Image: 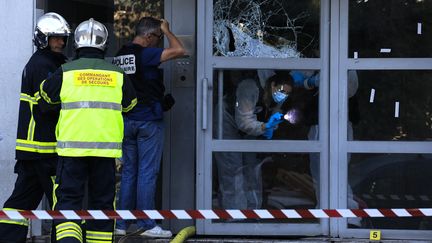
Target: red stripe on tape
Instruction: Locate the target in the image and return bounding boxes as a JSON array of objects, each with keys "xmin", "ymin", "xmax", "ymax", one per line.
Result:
[
  {"xmin": 241, "ymin": 210, "xmax": 259, "ymax": 219},
  {"xmin": 20, "ymin": 211, "xmax": 36, "ymax": 220},
  {"xmin": 0, "ymin": 211, "xmax": 8, "ymax": 219},
  {"xmin": 351, "ymin": 209, "xmax": 369, "ymax": 218},
  {"xmin": 75, "ymin": 210, "xmax": 94, "ymax": 219},
  {"xmin": 378, "ymin": 209, "xmax": 397, "ymax": 217},
  {"xmin": 131, "ymin": 210, "xmax": 149, "ymax": 219},
  {"xmin": 103, "ymin": 210, "xmax": 121, "ymax": 219},
  {"xmin": 324, "ymin": 209, "xmax": 342, "ymax": 218},
  {"xmin": 159, "ymin": 210, "xmax": 177, "ymax": 219},
  {"xmin": 47, "ymin": 210, "xmax": 64, "ymax": 219},
  {"xmin": 213, "ymin": 210, "xmax": 232, "ymax": 219},
  {"xmin": 268, "ymin": 209, "xmax": 288, "ymax": 219},
  {"xmin": 296, "ymin": 210, "xmax": 315, "ymax": 219},
  {"xmin": 187, "ymin": 210, "xmax": 205, "ymax": 219},
  {"xmin": 407, "ymin": 208, "xmax": 425, "ymax": 217}
]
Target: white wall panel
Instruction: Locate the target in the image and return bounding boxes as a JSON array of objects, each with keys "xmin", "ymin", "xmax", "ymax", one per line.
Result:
[{"xmin": 0, "ymin": 0, "xmax": 34, "ymax": 205}]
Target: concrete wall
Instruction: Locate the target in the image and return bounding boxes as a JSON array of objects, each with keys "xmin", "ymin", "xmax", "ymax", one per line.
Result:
[{"xmin": 0, "ymin": 0, "xmax": 34, "ymax": 205}]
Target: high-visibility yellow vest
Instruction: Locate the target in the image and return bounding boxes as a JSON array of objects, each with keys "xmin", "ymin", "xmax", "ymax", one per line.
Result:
[{"xmin": 56, "ymin": 58, "xmax": 125, "ymax": 158}]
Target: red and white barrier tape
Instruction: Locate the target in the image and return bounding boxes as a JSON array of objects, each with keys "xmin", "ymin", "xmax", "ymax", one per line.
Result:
[{"xmin": 0, "ymin": 209, "xmax": 432, "ymax": 220}]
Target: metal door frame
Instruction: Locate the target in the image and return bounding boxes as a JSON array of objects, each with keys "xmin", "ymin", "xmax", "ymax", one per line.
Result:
[
  {"xmin": 196, "ymin": 0, "xmax": 331, "ymax": 235},
  {"xmin": 334, "ymin": 0, "xmax": 432, "ymax": 239}
]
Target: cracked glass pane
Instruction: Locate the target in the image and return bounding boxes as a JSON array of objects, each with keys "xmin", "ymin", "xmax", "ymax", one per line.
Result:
[{"xmin": 213, "ymin": 0, "xmax": 320, "ymax": 58}]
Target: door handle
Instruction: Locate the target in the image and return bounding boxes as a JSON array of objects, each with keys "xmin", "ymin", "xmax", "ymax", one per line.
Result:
[{"xmin": 202, "ymin": 78, "xmax": 212, "ymax": 130}]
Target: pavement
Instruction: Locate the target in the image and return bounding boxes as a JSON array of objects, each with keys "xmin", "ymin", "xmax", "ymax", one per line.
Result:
[{"xmin": 28, "ymin": 236, "xmax": 432, "ymax": 243}]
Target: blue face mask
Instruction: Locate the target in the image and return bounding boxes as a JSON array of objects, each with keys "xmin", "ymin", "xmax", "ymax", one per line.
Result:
[{"xmin": 272, "ymin": 91, "xmax": 288, "ymax": 104}]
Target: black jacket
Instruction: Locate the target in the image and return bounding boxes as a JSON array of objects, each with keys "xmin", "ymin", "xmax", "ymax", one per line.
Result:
[{"xmin": 16, "ymin": 49, "xmax": 67, "ymax": 160}]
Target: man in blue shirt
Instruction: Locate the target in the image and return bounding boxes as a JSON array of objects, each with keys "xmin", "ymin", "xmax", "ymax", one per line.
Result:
[{"xmin": 113, "ymin": 17, "xmax": 185, "ymax": 238}]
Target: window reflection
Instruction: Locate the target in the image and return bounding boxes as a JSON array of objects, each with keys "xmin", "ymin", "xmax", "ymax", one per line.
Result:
[
  {"xmin": 349, "ymin": 153, "xmax": 432, "ymax": 229},
  {"xmin": 351, "ymin": 70, "xmax": 432, "ymax": 141},
  {"xmin": 349, "ymin": 0, "xmax": 432, "ymax": 58},
  {"xmin": 213, "ymin": 152, "xmax": 318, "ymax": 223},
  {"xmin": 113, "ymin": 0, "xmax": 163, "ymax": 47},
  {"xmin": 213, "ymin": 0, "xmax": 320, "ymax": 58},
  {"xmin": 46, "ymin": 0, "xmax": 163, "ymax": 58}
]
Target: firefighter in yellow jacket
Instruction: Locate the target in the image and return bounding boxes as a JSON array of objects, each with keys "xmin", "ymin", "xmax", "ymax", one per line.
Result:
[{"xmin": 39, "ymin": 18, "xmax": 137, "ymax": 243}]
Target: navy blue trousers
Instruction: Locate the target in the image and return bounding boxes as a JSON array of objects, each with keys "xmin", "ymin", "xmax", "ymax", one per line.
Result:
[
  {"xmin": 53, "ymin": 156, "xmax": 115, "ymax": 243},
  {"xmin": 0, "ymin": 158, "xmax": 57, "ymax": 243}
]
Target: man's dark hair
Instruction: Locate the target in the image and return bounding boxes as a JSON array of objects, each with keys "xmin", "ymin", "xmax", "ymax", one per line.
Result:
[{"xmin": 135, "ymin": 17, "xmax": 162, "ymax": 36}]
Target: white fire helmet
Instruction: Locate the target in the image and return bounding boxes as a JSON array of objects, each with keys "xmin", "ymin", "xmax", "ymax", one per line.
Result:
[
  {"xmin": 74, "ymin": 18, "xmax": 108, "ymax": 51},
  {"xmin": 33, "ymin": 12, "xmax": 71, "ymax": 49}
]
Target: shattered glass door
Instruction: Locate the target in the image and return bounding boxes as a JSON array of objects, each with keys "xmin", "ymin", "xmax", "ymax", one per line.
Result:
[
  {"xmin": 213, "ymin": 0, "xmax": 320, "ymax": 58},
  {"xmin": 203, "ymin": 0, "xmax": 327, "ymax": 233}
]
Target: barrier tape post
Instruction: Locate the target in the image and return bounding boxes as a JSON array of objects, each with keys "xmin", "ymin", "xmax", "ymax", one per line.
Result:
[{"xmin": 0, "ymin": 208, "xmax": 431, "ymax": 220}]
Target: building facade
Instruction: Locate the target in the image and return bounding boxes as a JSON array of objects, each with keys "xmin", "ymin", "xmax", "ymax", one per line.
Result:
[{"xmin": 0, "ymin": 0, "xmax": 432, "ymax": 240}]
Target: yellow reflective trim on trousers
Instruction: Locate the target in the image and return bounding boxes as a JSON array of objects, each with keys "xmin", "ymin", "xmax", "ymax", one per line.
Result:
[
  {"xmin": 56, "ymin": 231, "xmax": 82, "ymax": 242},
  {"xmin": 16, "ymin": 139, "xmax": 56, "ymax": 153},
  {"xmin": 113, "ymin": 187, "xmax": 117, "ymax": 232},
  {"xmin": 0, "ymin": 208, "xmax": 30, "ymax": 226},
  {"xmin": 51, "ymin": 176, "xmax": 57, "ymax": 209},
  {"xmin": 86, "ymin": 230, "xmax": 113, "ymax": 241},
  {"xmin": 87, "ymin": 240, "xmax": 112, "ymax": 243},
  {"xmin": 56, "ymin": 221, "xmax": 82, "ymax": 233},
  {"xmin": 56, "ymin": 222, "xmax": 82, "ymax": 242},
  {"xmin": 122, "ymin": 98, "xmax": 137, "ymax": 112}
]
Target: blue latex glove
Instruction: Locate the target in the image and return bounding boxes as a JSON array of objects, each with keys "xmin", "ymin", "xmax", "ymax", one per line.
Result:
[
  {"xmin": 263, "ymin": 128, "xmax": 274, "ymax": 140},
  {"xmin": 306, "ymin": 73, "xmax": 320, "ymax": 88},
  {"xmin": 265, "ymin": 112, "xmax": 283, "ymax": 129},
  {"xmin": 290, "ymin": 71, "xmax": 307, "ymax": 87}
]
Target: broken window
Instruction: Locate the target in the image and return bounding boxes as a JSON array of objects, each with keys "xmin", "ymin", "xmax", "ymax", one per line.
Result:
[{"xmin": 213, "ymin": 0, "xmax": 320, "ymax": 58}]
